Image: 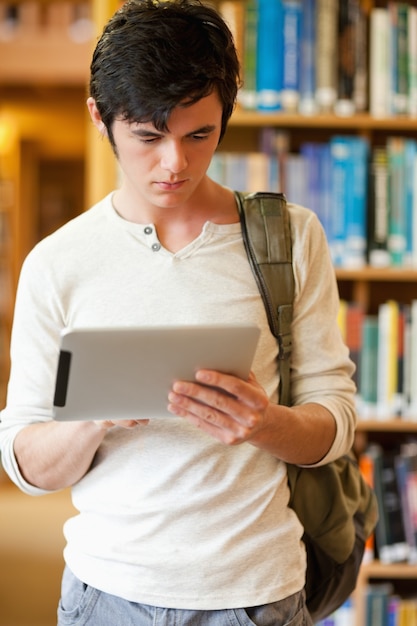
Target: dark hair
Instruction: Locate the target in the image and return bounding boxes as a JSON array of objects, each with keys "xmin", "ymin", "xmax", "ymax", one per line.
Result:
[{"xmin": 89, "ymin": 0, "xmax": 241, "ymax": 147}]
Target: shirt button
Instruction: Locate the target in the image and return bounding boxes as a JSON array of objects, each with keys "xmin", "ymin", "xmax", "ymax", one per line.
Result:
[
  {"xmin": 144, "ymin": 226, "xmax": 153, "ymax": 235},
  {"xmin": 152, "ymin": 243, "xmax": 161, "ymax": 252}
]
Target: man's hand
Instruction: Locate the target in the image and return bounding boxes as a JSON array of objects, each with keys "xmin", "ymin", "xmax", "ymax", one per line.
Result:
[{"xmin": 167, "ymin": 370, "xmax": 270, "ymax": 445}]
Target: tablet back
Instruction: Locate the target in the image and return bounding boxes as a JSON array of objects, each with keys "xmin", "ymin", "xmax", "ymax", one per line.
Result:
[{"xmin": 53, "ymin": 325, "xmax": 260, "ymax": 421}]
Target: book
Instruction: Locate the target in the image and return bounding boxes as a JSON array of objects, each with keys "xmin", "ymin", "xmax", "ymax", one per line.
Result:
[
  {"xmin": 352, "ymin": 0, "xmax": 367, "ymax": 113},
  {"xmin": 359, "ymin": 450, "xmax": 376, "ymax": 562},
  {"xmin": 359, "ymin": 315, "xmax": 379, "ymax": 418},
  {"xmin": 404, "ymin": 139, "xmax": 417, "ymax": 267},
  {"xmin": 344, "ymin": 136, "xmax": 368, "ymax": 268},
  {"xmin": 298, "ymin": 0, "xmax": 317, "ymax": 115},
  {"xmin": 390, "ymin": 2, "xmax": 409, "ymax": 115},
  {"xmin": 370, "ymin": 445, "xmax": 409, "ymax": 563},
  {"xmin": 300, "ymin": 142, "xmax": 321, "ymax": 222},
  {"xmin": 409, "ymin": 300, "xmax": 417, "ymax": 416},
  {"xmin": 335, "ymin": 0, "xmax": 359, "ymax": 116},
  {"xmin": 369, "ymin": 8, "xmax": 390, "ymax": 117},
  {"xmin": 218, "ymin": 1, "xmax": 245, "ymax": 69},
  {"xmin": 238, "ymin": 0, "xmax": 258, "ymax": 110},
  {"xmin": 299, "ymin": 142, "xmax": 332, "ymax": 242},
  {"xmin": 387, "ymin": 136, "xmax": 407, "ymax": 267},
  {"xmin": 259, "ymin": 128, "xmax": 289, "ymax": 193},
  {"xmin": 377, "ymin": 300, "xmax": 400, "ymax": 419},
  {"xmin": 285, "ymin": 153, "xmax": 307, "ymax": 206},
  {"xmin": 281, "ymin": 0, "xmax": 302, "ymax": 112},
  {"xmin": 345, "ymin": 302, "xmax": 364, "ymax": 390},
  {"xmin": 367, "ymin": 146, "xmax": 390, "ymax": 268},
  {"xmin": 315, "ymin": 0, "xmax": 338, "ymax": 112},
  {"xmin": 329, "ymin": 135, "xmax": 368, "ymax": 267},
  {"xmin": 395, "ymin": 444, "xmax": 417, "ymax": 564},
  {"xmin": 408, "ymin": 5, "xmax": 417, "ymax": 117},
  {"xmin": 365, "ymin": 583, "xmax": 394, "ymax": 626},
  {"xmin": 256, "ymin": 0, "xmax": 283, "ymax": 111}
]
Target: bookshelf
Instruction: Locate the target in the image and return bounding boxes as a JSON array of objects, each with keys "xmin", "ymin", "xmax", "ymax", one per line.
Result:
[{"xmin": 215, "ymin": 2, "xmax": 417, "ymax": 624}]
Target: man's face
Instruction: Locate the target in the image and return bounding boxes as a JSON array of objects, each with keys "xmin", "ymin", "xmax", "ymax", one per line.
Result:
[{"xmin": 96, "ymin": 91, "xmax": 224, "ymax": 212}]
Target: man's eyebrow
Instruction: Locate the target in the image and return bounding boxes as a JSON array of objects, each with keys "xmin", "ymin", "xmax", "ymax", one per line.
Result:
[
  {"xmin": 131, "ymin": 128, "xmax": 162, "ymax": 137},
  {"xmin": 131, "ymin": 124, "xmax": 218, "ymax": 137},
  {"xmin": 189, "ymin": 124, "xmax": 217, "ymax": 135}
]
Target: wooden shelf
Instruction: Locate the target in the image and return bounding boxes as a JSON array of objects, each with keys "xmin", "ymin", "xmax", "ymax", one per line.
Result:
[
  {"xmin": 361, "ymin": 561, "xmax": 417, "ymax": 579},
  {"xmin": 356, "ymin": 420, "xmax": 417, "ymax": 432},
  {"xmin": 230, "ymin": 109, "xmax": 417, "ymax": 131},
  {"xmin": 335, "ymin": 267, "xmax": 417, "ymax": 282}
]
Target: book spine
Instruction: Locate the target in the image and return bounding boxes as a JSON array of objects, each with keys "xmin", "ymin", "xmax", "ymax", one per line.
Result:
[
  {"xmin": 392, "ymin": 2, "xmax": 409, "ymax": 115},
  {"xmin": 353, "ymin": 1, "xmax": 368, "ymax": 113},
  {"xmin": 329, "ymin": 136, "xmax": 349, "ymax": 266},
  {"xmin": 377, "ymin": 300, "xmax": 399, "ymax": 419},
  {"xmin": 369, "ymin": 8, "xmax": 390, "ymax": 117},
  {"xmin": 408, "ymin": 6, "xmax": 417, "ymax": 117},
  {"xmin": 359, "ymin": 450, "xmax": 376, "ymax": 562},
  {"xmin": 335, "ymin": 0, "xmax": 358, "ymax": 116},
  {"xmin": 285, "ymin": 153, "xmax": 307, "ymax": 206},
  {"xmin": 238, "ymin": 0, "xmax": 258, "ymax": 110},
  {"xmin": 281, "ymin": 0, "xmax": 302, "ymax": 112},
  {"xmin": 344, "ymin": 136, "xmax": 369, "ymax": 268},
  {"xmin": 317, "ymin": 142, "xmax": 333, "ymax": 243},
  {"xmin": 409, "ymin": 300, "xmax": 417, "ymax": 416},
  {"xmin": 359, "ymin": 315, "xmax": 379, "ymax": 417},
  {"xmin": 367, "ymin": 146, "xmax": 390, "ymax": 267},
  {"xmin": 315, "ymin": 0, "xmax": 338, "ymax": 111},
  {"xmin": 218, "ymin": 1, "xmax": 245, "ymax": 70},
  {"xmin": 299, "ymin": 0, "xmax": 317, "ymax": 115},
  {"xmin": 341, "ymin": 302, "xmax": 364, "ymax": 391},
  {"xmin": 404, "ymin": 139, "xmax": 417, "ymax": 266},
  {"xmin": 373, "ymin": 447, "xmax": 409, "ymax": 562},
  {"xmin": 387, "ymin": 136, "xmax": 407, "ymax": 266},
  {"xmin": 256, "ymin": 0, "xmax": 283, "ymax": 111}
]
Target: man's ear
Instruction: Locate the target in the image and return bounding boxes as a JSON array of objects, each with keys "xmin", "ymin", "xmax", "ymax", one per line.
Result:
[{"xmin": 87, "ymin": 97, "xmax": 108, "ymax": 136}]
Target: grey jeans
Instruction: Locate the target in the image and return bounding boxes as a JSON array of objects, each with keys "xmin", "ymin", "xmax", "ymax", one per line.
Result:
[{"xmin": 57, "ymin": 566, "xmax": 313, "ymax": 626}]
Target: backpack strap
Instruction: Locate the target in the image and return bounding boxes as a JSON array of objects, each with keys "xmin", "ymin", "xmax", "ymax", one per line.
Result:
[{"xmin": 235, "ymin": 191, "xmax": 294, "ymax": 407}]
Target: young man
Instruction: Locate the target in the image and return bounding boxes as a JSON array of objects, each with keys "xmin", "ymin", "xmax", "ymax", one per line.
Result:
[{"xmin": 0, "ymin": 1, "xmax": 356, "ymax": 624}]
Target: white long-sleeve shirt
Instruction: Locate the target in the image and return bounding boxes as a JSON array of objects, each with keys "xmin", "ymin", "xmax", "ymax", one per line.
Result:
[{"xmin": 0, "ymin": 193, "xmax": 356, "ymax": 609}]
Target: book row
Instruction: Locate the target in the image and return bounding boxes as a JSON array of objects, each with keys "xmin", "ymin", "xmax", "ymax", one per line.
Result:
[
  {"xmin": 339, "ymin": 300, "xmax": 417, "ymax": 421},
  {"xmin": 360, "ymin": 442, "xmax": 417, "ymax": 566},
  {"xmin": 209, "ymin": 132, "xmax": 417, "ymax": 268},
  {"xmin": 219, "ymin": 0, "xmax": 417, "ymax": 117},
  {"xmin": 365, "ymin": 583, "xmax": 417, "ymax": 626}
]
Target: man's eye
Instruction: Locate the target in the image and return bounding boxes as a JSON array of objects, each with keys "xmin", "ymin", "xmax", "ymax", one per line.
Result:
[
  {"xmin": 192, "ymin": 134, "xmax": 209, "ymax": 141},
  {"xmin": 141, "ymin": 136, "xmax": 160, "ymax": 143}
]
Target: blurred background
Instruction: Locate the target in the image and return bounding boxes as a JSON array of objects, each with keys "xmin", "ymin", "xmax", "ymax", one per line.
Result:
[{"xmin": 0, "ymin": 2, "xmax": 117, "ymax": 624}]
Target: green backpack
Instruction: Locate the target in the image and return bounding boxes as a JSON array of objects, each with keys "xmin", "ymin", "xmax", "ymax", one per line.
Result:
[{"xmin": 235, "ymin": 191, "xmax": 379, "ymax": 623}]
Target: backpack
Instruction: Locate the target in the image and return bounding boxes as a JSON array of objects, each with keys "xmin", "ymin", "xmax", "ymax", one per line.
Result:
[{"xmin": 235, "ymin": 191, "xmax": 379, "ymax": 623}]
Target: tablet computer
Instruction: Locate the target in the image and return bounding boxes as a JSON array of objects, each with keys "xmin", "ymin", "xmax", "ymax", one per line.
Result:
[{"xmin": 53, "ymin": 324, "xmax": 260, "ymax": 421}]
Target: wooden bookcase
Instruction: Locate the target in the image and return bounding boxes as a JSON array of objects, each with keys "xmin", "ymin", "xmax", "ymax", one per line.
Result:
[{"xmin": 223, "ymin": 110, "xmax": 417, "ymax": 626}]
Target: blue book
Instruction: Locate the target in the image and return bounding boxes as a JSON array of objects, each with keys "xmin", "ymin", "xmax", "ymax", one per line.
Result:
[
  {"xmin": 299, "ymin": 0, "xmax": 317, "ymax": 115},
  {"xmin": 256, "ymin": 0, "xmax": 283, "ymax": 111},
  {"xmin": 404, "ymin": 139, "xmax": 417, "ymax": 266},
  {"xmin": 329, "ymin": 135, "xmax": 368, "ymax": 267},
  {"xmin": 300, "ymin": 142, "xmax": 321, "ymax": 218},
  {"xmin": 317, "ymin": 143, "xmax": 333, "ymax": 243},
  {"xmin": 346, "ymin": 136, "xmax": 369, "ymax": 268},
  {"xmin": 281, "ymin": 0, "xmax": 302, "ymax": 112}
]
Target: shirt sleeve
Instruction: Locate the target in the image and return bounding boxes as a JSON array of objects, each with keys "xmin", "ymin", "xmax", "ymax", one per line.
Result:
[
  {"xmin": 0, "ymin": 244, "xmax": 64, "ymax": 494},
  {"xmin": 288, "ymin": 203, "xmax": 357, "ymax": 466}
]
